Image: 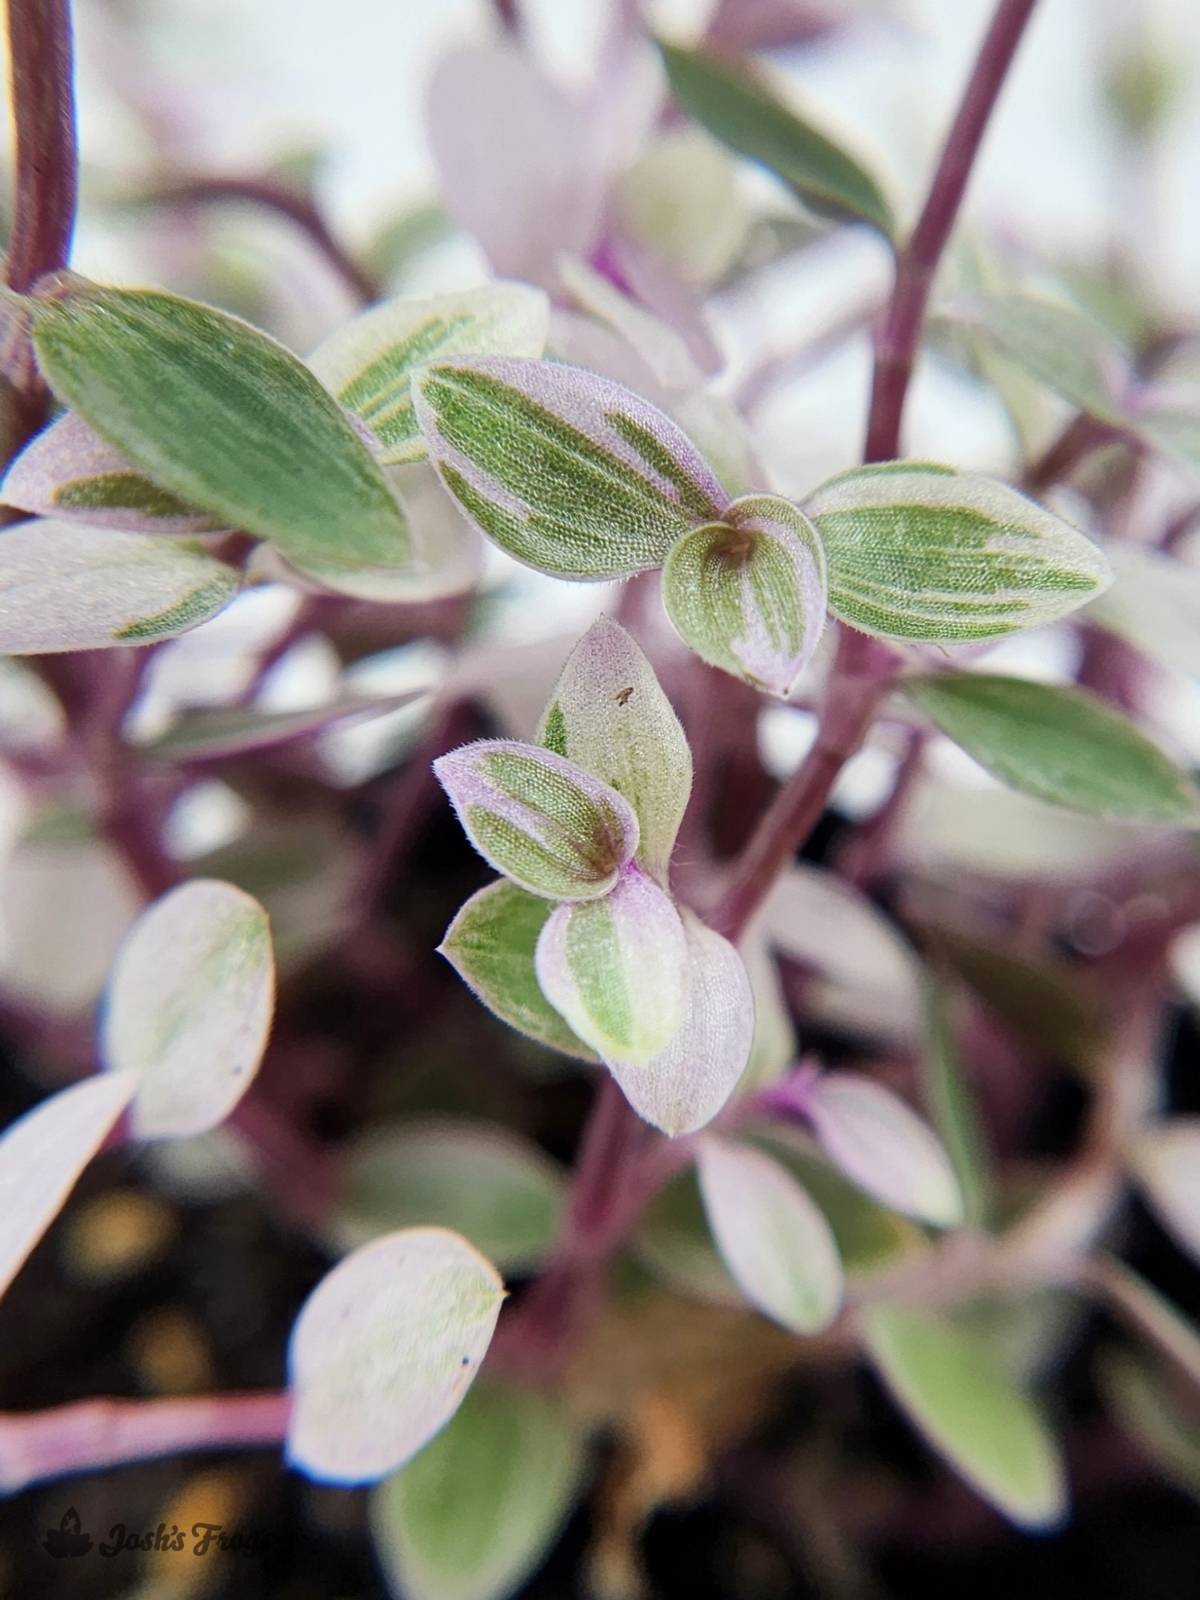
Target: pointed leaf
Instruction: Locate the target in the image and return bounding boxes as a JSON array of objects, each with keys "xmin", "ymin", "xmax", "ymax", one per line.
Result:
[
  {"xmin": 142, "ymin": 691, "xmax": 426, "ymax": 765},
  {"xmin": 371, "ymin": 1381, "xmax": 585, "ymax": 1600},
  {"xmin": 696, "ymin": 1136, "xmax": 843, "ymax": 1333},
  {"xmin": 535, "ymin": 863, "xmax": 688, "ymax": 1067},
  {"xmin": 662, "ymin": 493, "xmax": 827, "ymax": 696},
  {"xmin": 102, "ymin": 880, "xmax": 274, "ymax": 1140},
  {"xmin": 1130, "ymin": 1119, "xmax": 1200, "ymax": 1264},
  {"xmin": 440, "ymin": 881, "xmax": 597, "ymax": 1061},
  {"xmin": 804, "ymin": 463, "xmax": 1111, "ymax": 643},
  {"xmin": 803, "ymin": 1071, "xmax": 964, "ymax": 1229},
  {"xmin": 0, "ymin": 520, "xmax": 238, "ymax": 651},
  {"xmin": 537, "ymin": 619, "xmax": 691, "ymax": 888},
  {"xmin": 2, "ymin": 410, "xmax": 220, "ymax": 533},
  {"xmin": 658, "ymin": 40, "xmax": 892, "ymax": 236},
  {"xmin": 612, "ymin": 910, "xmax": 753, "ymax": 1137},
  {"xmin": 921, "ymin": 984, "xmax": 992, "ymax": 1229},
  {"xmin": 330, "ymin": 1119, "xmax": 564, "ymax": 1273},
  {"xmin": 862, "ymin": 1305, "xmax": 1068, "ymax": 1529},
  {"xmin": 435, "ymin": 739, "xmax": 639, "ymax": 901},
  {"xmin": 287, "ymin": 1227, "xmax": 505, "ymax": 1484},
  {"xmin": 29, "ymin": 280, "xmax": 414, "ymax": 570},
  {"xmin": 413, "ymin": 355, "xmax": 727, "ymax": 579},
  {"xmin": 309, "ymin": 283, "xmax": 550, "ymax": 465},
  {"xmin": 0, "ymin": 1072, "xmax": 137, "ymax": 1301},
  {"xmin": 903, "ymin": 673, "xmax": 1197, "ymax": 823}
]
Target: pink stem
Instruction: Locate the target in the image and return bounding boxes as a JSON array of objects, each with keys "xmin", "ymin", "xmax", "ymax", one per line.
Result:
[{"xmin": 0, "ymin": 1391, "xmax": 291, "ymax": 1494}]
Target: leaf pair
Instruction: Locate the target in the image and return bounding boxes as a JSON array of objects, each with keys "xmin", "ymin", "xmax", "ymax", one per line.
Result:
[{"xmin": 438, "ymin": 620, "xmax": 754, "ymax": 1136}]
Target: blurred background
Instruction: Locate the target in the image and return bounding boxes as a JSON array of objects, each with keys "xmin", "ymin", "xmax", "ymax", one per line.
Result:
[{"xmin": 0, "ymin": 1, "xmax": 1199, "ymax": 1596}]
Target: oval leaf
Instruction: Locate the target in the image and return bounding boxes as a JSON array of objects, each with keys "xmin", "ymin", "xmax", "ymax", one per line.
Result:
[
  {"xmin": 0, "ymin": 520, "xmax": 238, "ymax": 651},
  {"xmin": 287, "ymin": 1227, "xmax": 505, "ymax": 1484},
  {"xmin": 413, "ymin": 355, "xmax": 728, "ymax": 579},
  {"xmin": 862, "ymin": 1305, "xmax": 1068, "ymax": 1529},
  {"xmin": 535, "ymin": 863, "xmax": 688, "ymax": 1067},
  {"xmin": 1130, "ymin": 1119, "xmax": 1200, "ymax": 1264},
  {"xmin": 371, "ymin": 1380, "xmax": 585, "ymax": 1600},
  {"xmin": 439, "ymin": 881, "xmax": 597, "ymax": 1061},
  {"xmin": 803, "ymin": 1071, "xmax": 964, "ymax": 1229},
  {"xmin": 0, "ymin": 1072, "xmax": 137, "ymax": 1301},
  {"xmin": 434, "ymin": 739, "xmax": 640, "ymax": 901},
  {"xmin": 804, "ymin": 463, "xmax": 1111, "ymax": 643},
  {"xmin": 102, "ymin": 879, "xmax": 275, "ymax": 1140},
  {"xmin": 696, "ymin": 1135, "xmax": 843, "ymax": 1333},
  {"xmin": 662, "ymin": 493, "xmax": 827, "ymax": 696},
  {"xmin": 29, "ymin": 281, "xmax": 413, "ymax": 571},
  {"xmin": 611, "ymin": 910, "xmax": 754, "ymax": 1137},
  {"xmin": 309, "ymin": 282, "xmax": 550, "ymax": 465},
  {"xmin": 903, "ymin": 673, "xmax": 1197, "ymax": 823},
  {"xmin": 330, "ymin": 1119, "xmax": 564, "ymax": 1272},
  {"xmin": 3, "ymin": 409, "xmax": 221, "ymax": 533},
  {"xmin": 537, "ymin": 618, "xmax": 692, "ymax": 888}
]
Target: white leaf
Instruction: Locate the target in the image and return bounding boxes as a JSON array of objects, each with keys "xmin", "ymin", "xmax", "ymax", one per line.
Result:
[
  {"xmin": 287, "ymin": 1227, "xmax": 505, "ymax": 1484},
  {"xmin": 696, "ymin": 1135, "xmax": 843, "ymax": 1333},
  {"xmin": 102, "ymin": 880, "xmax": 274, "ymax": 1140},
  {"xmin": 0, "ymin": 1072, "xmax": 137, "ymax": 1301}
]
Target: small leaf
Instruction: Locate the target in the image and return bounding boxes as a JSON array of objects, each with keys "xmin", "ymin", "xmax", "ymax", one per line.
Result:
[
  {"xmin": 536, "ymin": 618, "xmax": 692, "ymax": 888},
  {"xmin": 657, "ymin": 40, "xmax": 892, "ymax": 236},
  {"xmin": 1130, "ymin": 1119, "xmax": 1200, "ymax": 1264},
  {"xmin": 102, "ymin": 880, "xmax": 274, "ymax": 1140},
  {"xmin": 662, "ymin": 493, "xmax": 827, "ymax": 696},
  {"xmin": 330, "ymin": 1119, "xmax": 564, "ymax": 1272},
  {"xmin": 862, "ymin": 1305, "xmax": 1068, "ymax": 1529},
  {"xmin": 29, "ymin": 280, "xmax": 414, "ymax": 571},
  {"xmin": 903, "ymin": 673, "xmax": 1197, "ymax": 823},
  {"xmin": 287, "ymin": 1227, "xmax": 505, "ymax": 1484},
  {"xmin": 2, "ymin": 410, "xmax": 220, "ymax": 533},
  {"xmin": 413, "ymin": 355, "xmax": 727, "ymax": 579},
  {"xmin": 142, "ymin": 691, "xmax": 427, "ymax": 765},
  {"xmin": 308, "ymin": 282, "xmax": 550, "ymax": 465},
  {"xmin": 0, "ymin": 1072, "xmax": 137, "ymax": 1301},
  {"xmin": 0, "ymin": 520, "xmax": 238, "ymax": 651},
  {"xmin": 440, "ymin": 881, "xmax": 597, "ymax": 1061},
  {"xmin": 921, "ymin": 984, "xmax": 992, "ymax": 1229},
  {"xmin": 371, "ymin": 1381, "xmax": 585, "ymax": 1600},
  {"xmin": 804, "ymin": 463, "xmax": 1111, "ymax": 644},
  {"xmin": 614, "ymin": 909, "xmax": 753, "ymax": 1137},
  {"xmin": 946, "ymin": 292, "xmax": 1128, "ymax": 424},
  {"xmin": 434, "ymin": 739, "xmax": 640, "ymax": 901},
  {"xmin": 535, "ymin": 863, "xmax": 688, "ymax": 1068},
  {"xmin": 803, "ymin": 1071, "xmax": 964, "ymax": 1229},
  {"xmin": 695, "ymin": 1135, "xmax": 843, "ymax": 1333}
]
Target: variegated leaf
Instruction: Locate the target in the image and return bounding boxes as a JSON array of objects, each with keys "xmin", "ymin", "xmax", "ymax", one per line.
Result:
[
  {"xmin": 662, "ymin": 493, "xmax": 827, "ymax": 696},
  {"xmin": 0, "ymin": 520, "xmax": 239, "ymax": 652},
  {"xmin": 309, "ymin": 283, "xmax": 550, "ymax": 465},
  {"xmin": 413, "ymin": 356, "xmax": 728, "ymax": 579},
  {"xmin": 537, "ymin": 618, "xmax": 691, "ymax": 888},
  {"xmin": 804, "ymin": 462, "xmax": 1111, "ymax": 643},
  {"xmin": 434, "ymin": 739, "xmax": 639, "ymax": 901},
  {"xmin": 3, "ymin": 410, "xmax": 220, "ymax": 534},
  {"xmin": 535, "ymin": 863, "xmax": 688, "ymax": 1066}
]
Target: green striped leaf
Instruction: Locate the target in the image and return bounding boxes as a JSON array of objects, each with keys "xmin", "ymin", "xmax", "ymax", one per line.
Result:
[
  {"xmin": 903, "ymin": 672, "xmax": 1197, "ymax": 823},
  {"xmin": 413, "ymin": 355, "xmax": 728, "ymax": 579},
  {"xmin": 439, "ymin": 880, "xmax": 597, "ymax": 1062},
  {"xmin": 658, "ymin": 40, "xmax": 893, "ymax": 236},
  {"xmin": 309, "ymin": 282, "xmax": 549, "ymax": 465},
  {"xmin": 2, "ymin": 410, "xmax": 220, "ymax": 534},
  {"xmin": 662, "ymin": 493, "xmax": 826, "ymax": 696},
  {"xmin": 0, "ymin": 520, "xmax": 238, "ymax": 651},
  {"xmin": 804, "ymin": 462, "xmax": 1111, "ymax": 643},
  {"xmin": 536, "ymin": 619, "xmax": 691, "ymax": 888},
  {"xmin": 28, "ymin": 280, "xmax": 414, "ymax": 571}
]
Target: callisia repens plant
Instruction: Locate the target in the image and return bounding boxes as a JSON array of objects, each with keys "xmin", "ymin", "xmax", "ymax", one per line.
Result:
[{"xmin": 0, "ymin": 0, "xmax": 1198, "ymax": 1595}]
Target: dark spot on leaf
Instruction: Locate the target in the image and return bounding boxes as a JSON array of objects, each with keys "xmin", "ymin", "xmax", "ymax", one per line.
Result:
[{"xmin": 615, "ymin": 686, "xmax": 634, "ymax": 706}]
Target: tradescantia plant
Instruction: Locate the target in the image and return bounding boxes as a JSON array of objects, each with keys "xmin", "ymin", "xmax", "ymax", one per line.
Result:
[{"xmin": 0, "ymin": 0, "xmax": 1199, "ymax": 1596}]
